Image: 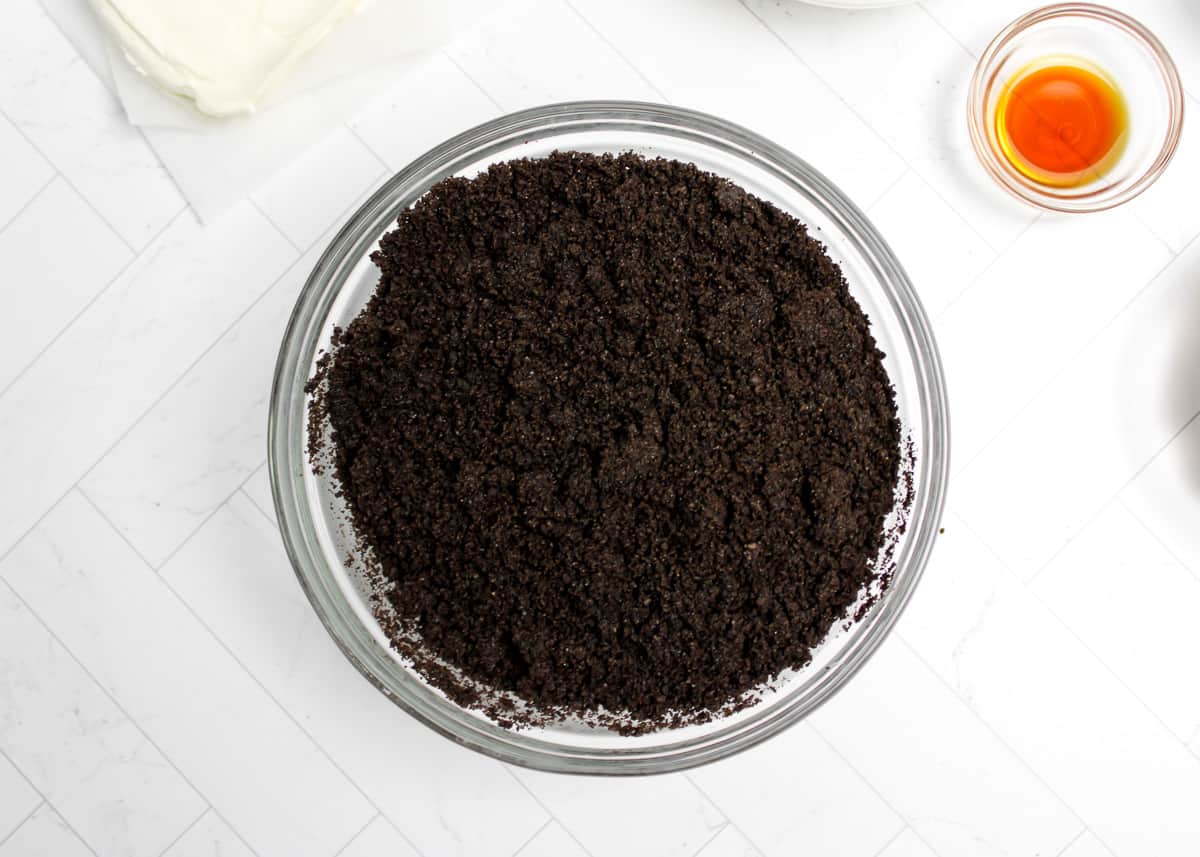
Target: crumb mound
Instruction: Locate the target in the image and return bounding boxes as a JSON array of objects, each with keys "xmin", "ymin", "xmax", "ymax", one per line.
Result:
[{"xmin": 307, "ymin": 151, "xmax": 904, "ymax": 732}]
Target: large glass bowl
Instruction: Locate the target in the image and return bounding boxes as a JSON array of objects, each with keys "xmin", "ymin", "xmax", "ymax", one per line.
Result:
[{"xmin": 269, "ymin": 101, "xmax": 950, "ymax": 775}]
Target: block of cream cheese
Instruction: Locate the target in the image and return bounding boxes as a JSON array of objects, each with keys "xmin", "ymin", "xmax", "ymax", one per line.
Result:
[{"xmin": 89, "ymin": 0, "xmax": 364, "ymax": 117}]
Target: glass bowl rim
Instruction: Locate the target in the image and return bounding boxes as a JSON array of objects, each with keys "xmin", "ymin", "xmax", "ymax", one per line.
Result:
[
  {"xmin": 268, "ymin": 100, "xmax": 951, "ymax": 775},
  {"xmin": 966, "ymin": 2, "xmax": 1185, "ymax": 214}
]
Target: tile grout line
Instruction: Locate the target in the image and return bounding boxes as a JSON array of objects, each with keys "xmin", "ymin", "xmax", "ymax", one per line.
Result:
[
  {"xmin": 62, "ymin": 489, "xmax": 318, "ymax": 856},
  {"xmin": 929, "ymin": 212, "xmax": 1042, "ymax": 323},
  {"xmin": 81, "ymin": 466, "xmax": 235, "ymax": 570},
  {"xmin": 684, "ymin": 820, "xmax": 730, "ymax": 857},
  {"xmin": 67, "ymin": 172, "xmax": 390, "ymax": 572},
  {"xmin": 342, "ymin": 122, "xmax": 392, "ymax": 173},
  {"xmin": 127, "ymin": 124, "xmax": 190, "ymax": 215},
  {"xmin": 1021, "ymin": 500, "xmax": 1200, "ymax": 757},
  {"xmin": 0, "ymin": 741, "xmax": 51, "ymax": 844},
  {"xmin": 329, "ymin": 811, "xmax": 381, "ymax": 857},
  {"xmin": 0, "ymin": 101, "xmax": 174, "ymax": 256},
  {"xmin": 738, "ymin": 0, "xmax": 1010, "ymax": 256},
  {"xmin": 126, "ymin": 437, "xmax": 264, "ymax": 572},
  {"xmin": 944, "ymin": 513, "xmax": 1200, "ymax": 834},
  {"xmin": 894, "ymin": 636, "xmax": 1092, "ymax": 844},
  {"xmin": 239, "ymin": 480, "xmax": 275, "ymax": 525},
  {"xmin": 248, "ymin": 198, "xmax": 303, "ymax": 254},
  {"xmin": 153, "ymin": 804, "xmax": 210, "ymax": 857},
  {"xmin": 372, "ymin": 814, "xmax": 428, "ymax": 857},
  {"xmin": 51, "ymin": 806, "xmax": 103, "ymax": 857},
  {"xmin": 862, "ymin": 168, "xmax": 911, "ymax": 215},
  {"xmin": 35, "ymin": 0, "xmax": 181, "ymax": 230},
  {"xmin": 508, "ymin": 816, "xmax": 554, "ymax": 857},
  {"xmin": 1109, "ymin": 408, "xmax": 1200, "ymax": 511},
  {"xmin": 0, "ymin": 227, "xmax": 309, "ymax": 571},
  {"xmin": 0, "ymin": 798, "xmax": 44, "ymax": 850},
  {"xmin": 949, "ymin": 228, "xmax": 1200, "ymax": 480},
  {"xmin": 0, "ymin": 206, "xmax": 185, "ymax": 403},
  {"xmin": 249, "ymin": 159, "xmax": 390, "ymax": 260},
  {"xmin": 1010, "ymin": 404, "xmax": 1200, "ymax": 588},
  {"xmin": 74, "ymin": 488, "xmax": 437, "ymax": 857},
  {"xmin": 0, "ymin": 665, "xmax": 125, "ymax": 857},
  {"xmin": 915, "ymin": 2, "xmax": 979, "ymax": 61},
  {"xmin": 560, "ymin": 0, "xmax": 672, "ymax": 104},
  {"xmin": 500, "ymin": 768, "xmax": 598, "ymax": 857},
  {"xmin": 1187, "ymin": 739, "xmax": 1200, "ymax": 766},
  {"xmin": 324, "ymin": 796, "xmax": 427, "ymax": 857},
  {"xmin": 136, "ymin": 481, "xmax": 429, "ymax": 857},
  {"xmin": 68, "ymin": 233, "xmax": 303, "ymax": 495},
  {"xmin": 0, "ymin": 171, "xmax": 58, "ymax": 239},
  {"xmin": 867, "ymin": 824, "xmax": 907, "ymax": 857},
  {"xmin": 1118, "ymin": 495, "xmax": 1200, "ymax": 586},
  {"xmin": 682, "ymin": 776, "xmax": 772, "ymax": 857},
  {"xmin": 4, "ymin": 800, "xmax": 106, "ymax": 857},
  {"xmin": 804, "ymin": 724, "xmax": 941, "ymax": 857},
  {"xmin": 1053, "ymin": 827, "xmax": 1088, "ymax": 857},
  {"xmin": 30, "ymin": 1, "xmax": 114, "ymax": 90},
  {"xmin": 442, "ymin": 50, "xmax": 506, "ymax": 112},
  {"xmin": 1083, "ymin": 832, "xmax": 1119, "ymax": 857},
  {"xmin": 0, "ymin": 576, "xmax": 263, "ymax": 857},
  {"xmin": 0, "ymin": 740, "xmax": 47, "ymax": 808},
  {"xmin": 1130, "ymin": 204, "xmax": 1181, "ymax": 261},
  {"xmin": 0, "ymin": 499, "xmax": 66, "ymax": 570}
]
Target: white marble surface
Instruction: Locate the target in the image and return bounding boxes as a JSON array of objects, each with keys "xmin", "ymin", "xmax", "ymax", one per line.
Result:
[{"xmin": 2, "ymin": 0, "xmax": 1200, "ymax": 854}]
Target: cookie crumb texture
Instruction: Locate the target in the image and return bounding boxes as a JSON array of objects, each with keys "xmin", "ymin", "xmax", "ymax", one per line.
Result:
[{"xmin": 309, "ymin": 151, "xmax": 902, "ymax": 732}]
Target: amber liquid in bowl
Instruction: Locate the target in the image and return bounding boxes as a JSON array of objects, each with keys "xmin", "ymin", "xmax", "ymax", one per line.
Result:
[{"xmin": 995, "ymin": 57, "xmax": 1128, "ymax": 189}]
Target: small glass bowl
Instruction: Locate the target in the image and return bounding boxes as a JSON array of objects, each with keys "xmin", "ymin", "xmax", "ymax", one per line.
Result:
[
  {"xmin": 269, "ymin": 102, "xmax": 950, "ymax": 774},
  {"xmin": 968, "ymin": 3, "xmax": 1183, "ymax": 213}
]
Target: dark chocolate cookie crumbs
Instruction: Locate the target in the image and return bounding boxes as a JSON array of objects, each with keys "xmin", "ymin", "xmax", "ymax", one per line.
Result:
[{"xmin": 308, "ymin": 151, "xmax": 902, "ymax": 731}]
